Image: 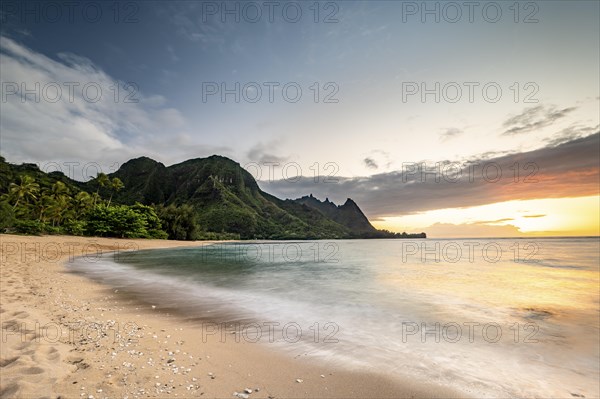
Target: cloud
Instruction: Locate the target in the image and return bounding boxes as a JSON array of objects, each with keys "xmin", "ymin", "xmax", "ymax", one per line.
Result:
[
  {"xmin": 439, "ymin": 127, "xmax": 463, "ymax": 141},
  {"xmin": 502, "ymin": 105, "xmax": 577, "ymax": 136},
  {"xmin": 362, "ymin": 150, "xmax": 392, "ymax": 171},
  {"xmin": 246, "ymin": 142, "xmax": 288, "ymax": 164},
  {"xmin": 0, "ymin": 36, "xmax": 231, "ymax": 174},
  {"xmin": 523, "ymin": 214, "xmax": 546, "ymax": 218},
  {"xmin": 544, "ymin": 124, "xmax": 600, "ymax": 146},
  {"xmin": 472, "ymin": 218, "xmax": 514, "ymax": 225},
  {"xmin": 166, "ymin": 45, "xmax": 179, "ymax": 62},
  {"xmin": 363, "ymin": 157, "xmax": 378, "ymax": 169},
  {"xmin": 259, "ymin": 132, "xmax": 600, "ymax": 219}
]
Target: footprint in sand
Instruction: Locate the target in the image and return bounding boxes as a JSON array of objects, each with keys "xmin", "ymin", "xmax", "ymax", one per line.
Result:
[
  {"xmin": 44, "ymin": 347, "xmax": 60, "ymax": 361},
  {"xmin": 14, "ymin": 342, "xmax": 32, "ymax": 351},
  {"xmin": 0, "ymin": 383, "xmax": 20, "ymax": 398},
  {"xmin": 11, "ymin": 311, "xmax": 29, "ymax": 319},
  {"xmin": 21, "ymin": 330, "xmax": 40, "ymax": 342},
  {"xmin": 32, "ymin": 346, "xmax": 60, "ymax": 362},
  {"xmin": 0, "ymin": 356, "xmax": 19, "ymax": 368},
  {"xmin": 65, "ymin": 355, "xmax": 89, "ymax": 370},
  {"xmin": 20, "ymin": 366, "xmax": 45, "ymax": 375}
]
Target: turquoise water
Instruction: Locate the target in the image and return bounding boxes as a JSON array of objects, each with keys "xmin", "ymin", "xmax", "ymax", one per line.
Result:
[{"xmin": 69, "ymin": 238, "xmax": 600, "ymax": 398}]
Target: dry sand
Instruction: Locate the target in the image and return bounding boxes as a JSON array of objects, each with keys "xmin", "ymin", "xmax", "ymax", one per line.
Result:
[{"xmin": 0, "ymin": 234, "xmax": 464, "ymax": 399}]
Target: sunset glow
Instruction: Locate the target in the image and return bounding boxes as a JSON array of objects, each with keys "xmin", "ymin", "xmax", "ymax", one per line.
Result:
[{"xmin": 372, "ymin": 195, "xmax": 600, "ymax": 237}]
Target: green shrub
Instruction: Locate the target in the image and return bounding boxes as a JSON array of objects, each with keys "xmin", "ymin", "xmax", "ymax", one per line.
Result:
[
  {"xmin": 43, "ymin": 224, "xmax": 62, "ymax": 235},
  {"xmin": 86, "ymin": 205, "xmax": 146, "ymax": 238},
  {"xmin": 63, "ymin": 220, "xmax": 87, "ymax": 236},
  {"xmin": 147, "ymin": 228, "xmax": 169, "ymax": 239},
  {"xmin": 13, "ymin": 219, "xmax": 45, "ymax": 235},
  {"xmin": 155, "ymin": 204, "xmax": 199, "ymax": 240},
  {"xmin": 85, "ymin": 204, "xmax": 167, "ymax": 239},
  {"xmin": 0, "ymin": 201, "xmax": 15, "ymax": 230}
]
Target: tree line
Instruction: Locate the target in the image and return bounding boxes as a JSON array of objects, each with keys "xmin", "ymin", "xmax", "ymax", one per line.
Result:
[{"xmin": 0, "ymin": 172, "xmax": 205, "ymax": 240}]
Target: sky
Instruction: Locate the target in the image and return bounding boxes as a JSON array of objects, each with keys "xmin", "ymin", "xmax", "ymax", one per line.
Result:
[{"xmin": 0, "ymin": 0, "xmax": 598, "ymax": 237}]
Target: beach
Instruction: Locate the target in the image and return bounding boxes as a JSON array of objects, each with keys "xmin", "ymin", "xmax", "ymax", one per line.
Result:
[{"xmin": 0, "ymin": 234, "xmax": 459, "ymax": 399}]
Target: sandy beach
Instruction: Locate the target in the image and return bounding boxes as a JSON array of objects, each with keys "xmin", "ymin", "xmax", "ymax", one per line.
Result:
[{"xmin": 0, "ymin": 234, "xmax": 461, "ymax": 399}]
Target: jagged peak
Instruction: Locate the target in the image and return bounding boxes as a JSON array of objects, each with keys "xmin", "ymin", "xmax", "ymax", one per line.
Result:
[
  {"xmin": 297, "ymin": 194, "xmax": 338, "ymax": 206},
  {"xmin": 343, "ymin": 198, "xmax": 357, "ymax": 206}
]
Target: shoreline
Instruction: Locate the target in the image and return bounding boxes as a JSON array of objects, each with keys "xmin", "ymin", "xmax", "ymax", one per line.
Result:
[{"xmin": 0, "ymin": 234, "xmax": 465, "ymax": 399}]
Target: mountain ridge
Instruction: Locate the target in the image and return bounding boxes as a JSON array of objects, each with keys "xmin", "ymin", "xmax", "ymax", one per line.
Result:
[
  {"xmin": 105, "ymin": 155, "xmax": 364, "ymax": 239},
  {"xmin": 0, "ymin": 154, "xmax": 426, "ymax": 240}
]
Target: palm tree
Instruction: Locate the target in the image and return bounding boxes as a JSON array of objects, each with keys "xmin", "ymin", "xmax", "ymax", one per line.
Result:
[
  {"xmin": 93, "ymin": 173, "xmax": 109, "ymax": 206},
  {"xmin": 9, "ymin": 175, "xmax": 39, "ymax": 210},
  {"xmin": 47, "ymin": 195, "xmax": 71, "ymax": 227},
  {"xmin": 35, "ymin": 191, "xmax": 54, "ymax": 223},
  {"xmin": 49, "ymin": 181, "xmax": 70, "ymax": 197},
  {"xmin": 44, "ymin": 182, "xmax": 71, "ymax": 227},
  {"xmin": 107, "ymin": 177, "xmax": 124, "ymax": 206},
  {"xmin": 73, "ymin": 191, "xmax": 93, "ymax": 217}
]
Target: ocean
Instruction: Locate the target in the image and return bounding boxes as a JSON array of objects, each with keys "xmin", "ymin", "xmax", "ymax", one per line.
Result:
[{"xmin": 68, "ymin": 238, "xmax": 600, "ymax": 398}]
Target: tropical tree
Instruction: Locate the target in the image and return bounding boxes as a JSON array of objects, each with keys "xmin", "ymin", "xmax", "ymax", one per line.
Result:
[
  {"xmin": 0, "ymin": 200, "xmax": 15, "ymax": 230},
  {"xmin": 35, "ymin": 191, "xmax": 55, "ymax": 223},
  {"xmin": 156, "ymin": 204, "xmax": 199, "ymax": 240},
  {"xmin": 8, "ymin": 175, "xmax": 39, "ymax": 210},
  {"xmin": 48, "ymin": 181, "xmax": 70, "ymax": 199},
  {"xmin": 44, "ymin": 181, "xmax": 72, "ymax": 226},
  {"xmin": 86, "ymin": 204, "xmax": 146, "ymax": 238},
  {"xmin": 93, "ymin": 173, "xmax": 109, "ymax": 205},
  {"xmin": 73, "ymin": 191, "xmax": 93, "ymax": 217},
  {"xmin": 107, "ymin": 177, "xmax": 124, "ymax": 206},
  {"xmin": 47, "ymin": 194, "xmax": 72, "ymax": 226},
  {"xmin": 90, "ymin": 192, "xmax": 101, "ymax": 208}
]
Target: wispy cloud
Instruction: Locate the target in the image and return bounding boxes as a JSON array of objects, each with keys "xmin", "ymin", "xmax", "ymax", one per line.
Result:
[
  {"xmin": 439, "ymin": 127, "xmax": 463, "ymax": 141},
  {"xmin": 166, "ymin": 45, "xmax": 179, "ymax": 62},
  {"xmin": 362, "ymin": 150, "xmax": 392, "ymax": 171},
  {"xmin": 502, "ymin": 105, "xmax": 577, "ymax": 136},
  {"xmin": 0, "ymin": 36, "xmax": 228, "ymax": 170},
  {"xmin": 246, "ymin": 142, "xmax": 288, "ymax": 164},
  {"xmin": 472, "ymin": 218, "xmax": 514, "ymax": 225},
  {"xmin": 363, "ymin": 157, "xmax": 378, "ymax": 169},
  {"xmin": 544, "ymin": 124, "xmax": 600, "ymax": 146}
]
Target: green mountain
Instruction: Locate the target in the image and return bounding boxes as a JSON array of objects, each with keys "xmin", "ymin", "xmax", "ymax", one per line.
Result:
[
  {"xmin": 0, "ymin": 155, "xmax": 426, "ymax": 240},
  {"xmin": 103, "ymin": 155, "xmax": 366, "ymax": 239}
]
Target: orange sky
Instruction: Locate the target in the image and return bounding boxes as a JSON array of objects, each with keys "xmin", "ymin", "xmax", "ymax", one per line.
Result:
[{"xmin": 372, "ymin": 195, "xmax": 600, "ymax": 238}]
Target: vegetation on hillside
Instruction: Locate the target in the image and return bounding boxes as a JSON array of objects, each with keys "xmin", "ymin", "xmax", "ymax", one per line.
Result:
[
  {"xmin": 0, "ymin": 155, "xmax": 426, "ymax": 240},
  {"xmin": 1, "ymin": 157, "xmax": 181, "ymax": 238}
]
